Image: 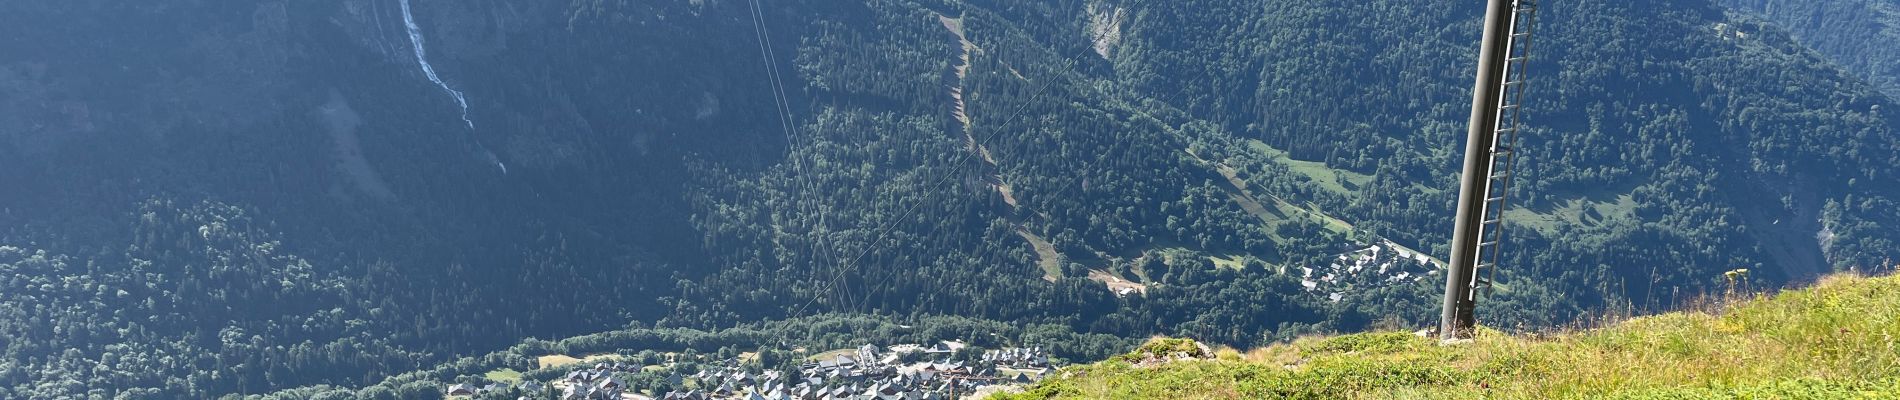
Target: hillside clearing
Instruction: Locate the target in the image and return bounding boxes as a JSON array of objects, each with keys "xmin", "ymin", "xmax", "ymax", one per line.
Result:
[
  {"xmin": 482, "ymin": 368, "xmax": 522, "ymax": 384},
  {"xmin": 1505, "ymin": 193, "xmax": 1639, "ymax": 237},
  {"xmin": 1207, "ymin": 255, "xmax": 1246, "ymax": 270},
  {"xmin": 1087, "ymin": 269, "xmax": 1147, "ymax": 296},
  {"xmin": 1244, "ymin": 140, "xmax": 1372, "ymax": 199},
  {"xmin": 1187, "ymin": 147, "xmax": 1355, "ymax": 242},
  {"xmin": 534, "ymin": 353, "xmax": 625, "ymax": 370},
  {"xmin": 1017, "ymin": 228, "xmax": 1064, "ymax": 281}
]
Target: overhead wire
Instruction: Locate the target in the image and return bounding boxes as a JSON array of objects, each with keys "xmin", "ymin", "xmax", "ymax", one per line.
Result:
[
  {"xmin": 746, "ymin": 0, "xmax": 852, "ymax": 318},
  {"xmin": 741, "ymin": 3, "xmax": 1074, "ymax": 321},
  {"xmin": 746, "ymin": 0, "xmax": 848, "ymax": 296}
]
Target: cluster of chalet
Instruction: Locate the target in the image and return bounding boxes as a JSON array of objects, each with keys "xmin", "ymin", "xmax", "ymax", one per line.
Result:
[
  {"xmin": 1303, "ymin": 241, "xmax": 1440, "ymax": 302},
  {"xmin": 980, "ymin": 347, "xmax": 1049, "ymax": 369},
  {"xmin": 666, "ymin": 368, "xmax": 791, "ymax": 399},
  {"xmin": 979, "ymin": 346, "xmax": 1053, "ymax": 381},
  {"xmin": 657, "ymin": 342, "xmax": 1052, "ymax": 400},
  {"xmin": 556, "ymin": 363, "xmax": 631, "ymax": 400}
]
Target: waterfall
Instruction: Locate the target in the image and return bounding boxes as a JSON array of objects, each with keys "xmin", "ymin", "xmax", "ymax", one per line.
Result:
[
  {"xmin": 398, "ymin": 0, "xmax": 471, "ymax": 130},
  {"xmin": 397, "ymin": 0, "xmax": 507, "ymax": 173}
]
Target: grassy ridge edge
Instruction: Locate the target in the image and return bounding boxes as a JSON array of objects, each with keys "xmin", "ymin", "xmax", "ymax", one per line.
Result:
[{"xmin": 994, "ymin": 273, "xmax": 1900, "ymax": 399}]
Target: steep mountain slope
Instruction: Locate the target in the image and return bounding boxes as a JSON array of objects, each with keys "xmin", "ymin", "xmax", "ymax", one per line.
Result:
[
  {"xmin": 1094, "ymin": 0, "xmax": 1900, "ymax": 322},
  {"xmin": 1719, "ymin": 0, "xmax": 1900, "ymax": 98},
  {"xmin": 0, "ymin": 1, "xmax": 739, "ymax": 396},
  {"xmin": 0, "ymin": 0, "xmax": 1897, "ymax": 397}
]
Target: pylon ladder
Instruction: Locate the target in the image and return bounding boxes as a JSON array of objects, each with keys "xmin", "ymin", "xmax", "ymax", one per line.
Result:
[{"xmin": 1470, "ymin": 0, "xmax": 1536, "ymax": 298}]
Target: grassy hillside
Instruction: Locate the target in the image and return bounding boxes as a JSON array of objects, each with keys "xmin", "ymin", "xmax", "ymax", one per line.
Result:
[{"xmin": 995, "ymin": 273, "xmax": 1900, "ymax": 399}]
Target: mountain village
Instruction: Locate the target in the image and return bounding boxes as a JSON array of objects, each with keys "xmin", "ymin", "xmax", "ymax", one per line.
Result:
[{"xmin": 446, "ymin": 341, "xmax": 1056, "ymax": 400}]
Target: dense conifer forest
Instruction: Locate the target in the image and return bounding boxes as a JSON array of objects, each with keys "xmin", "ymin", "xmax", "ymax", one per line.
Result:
[{"xmin": 0, "ymin": 0, "xmax": 1895, "ymax": 398}]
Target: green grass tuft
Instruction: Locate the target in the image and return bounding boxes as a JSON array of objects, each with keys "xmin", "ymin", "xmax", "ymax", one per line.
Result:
[
  {"xmin": 1112, "ymin": 337, "xmax": 1211, "ymax": 363},
  {"xmin": 1300, "ymin": 331, "xmax": 1427, "ymax": 356}
]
